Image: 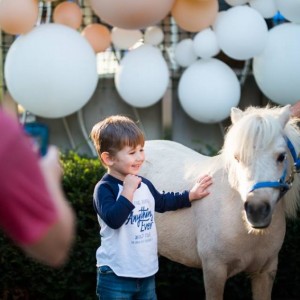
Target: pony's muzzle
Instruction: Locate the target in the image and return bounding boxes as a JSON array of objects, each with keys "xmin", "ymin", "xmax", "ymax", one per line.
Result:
[{"xmin": 244, "ymin": 196, "xmax": 272, "ymax": 228}]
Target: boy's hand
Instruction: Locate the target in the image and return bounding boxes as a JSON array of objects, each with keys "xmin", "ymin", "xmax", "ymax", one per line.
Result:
[
  {"xmin": 189, "ymin": 174, "xmax": 213, "ymax": 202},
  {"xmin": 121, "ymin": 174, "xmax": 142, "ymax": 202}
]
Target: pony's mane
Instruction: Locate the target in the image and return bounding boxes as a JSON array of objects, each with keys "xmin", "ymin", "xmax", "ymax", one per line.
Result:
[{"xmin": 220, "ymin": 105, "xmax": 300, "ymax": 218}]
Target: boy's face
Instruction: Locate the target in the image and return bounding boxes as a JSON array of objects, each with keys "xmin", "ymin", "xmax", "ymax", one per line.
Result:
[{"xmin": 108, "ymin": 144, "xmax": 145, "ymax": 180}]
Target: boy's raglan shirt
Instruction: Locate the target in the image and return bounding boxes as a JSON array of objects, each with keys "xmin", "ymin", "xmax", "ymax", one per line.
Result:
[{"xmin": 93, "ymin": 173, "xmax": 191, "ymax": 278}]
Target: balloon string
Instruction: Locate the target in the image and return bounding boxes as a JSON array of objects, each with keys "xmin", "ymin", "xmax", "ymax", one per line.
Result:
[{"xmin": 36, "ymin": 1, "xmax": 44, "ymax": 26}]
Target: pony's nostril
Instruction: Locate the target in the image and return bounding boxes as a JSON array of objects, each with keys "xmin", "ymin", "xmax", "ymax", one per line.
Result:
[{"xmin": 245, "ymin": 201, "xmax": 271, "ymax": 222}]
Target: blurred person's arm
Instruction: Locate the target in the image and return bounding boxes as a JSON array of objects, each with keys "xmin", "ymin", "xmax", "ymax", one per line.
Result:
[
  {"xmin": 291, "ymin": 100, "xmax": 300, "ymax": 118},
  {"xmin": 0, "ymin": 109, "xmax": 75, "ymax": 267}
]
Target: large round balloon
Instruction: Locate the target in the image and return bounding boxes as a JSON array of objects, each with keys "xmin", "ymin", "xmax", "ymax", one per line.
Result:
[
  {"xmin": 253, "ymin": 23, "xmax": 300, "ymax": 105},
  {"xmin": 89, "ymin": 0, "xmax": 174, "ymax": 29},
  {"xmin": 111, "ymin": 27, "xmax": 143, "ymax": 50},
  {"xmin": 4, "ymin": 24, "xmax": 98, "ymax": 118},
  {"xmin": 214, "ymin": 5, "xmax": 268, "ymax": 60},
  {"xmin": 115, "ymin": 44, "xmax": 169, "ymax": 108},
  {"xmin": 172, "ymin": 0, "xmax": 219, "ymax": 32},
  {"xmin": 0, "ymin": 0, "xmax": 39, "ymax": 35},
  {"xmin": 178, "ymin": 58, "xmax": 240, "ymax": 123}
]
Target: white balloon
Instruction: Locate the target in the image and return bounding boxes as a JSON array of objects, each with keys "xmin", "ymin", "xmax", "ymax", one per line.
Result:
[
  {"xmin": 111, "ymin": 27, "xmax": 143, "ymax": 50},
  {"xmin": 144, "ymin": 26, "xmax": 164, "ymax": 46},
  {"xmin": 249, "ymin": 0, "xmax": 277, "ymax": 19},
  {"xmin": 178, "ymin": 58, "xmax": 241, "ymax": 124},
  {"xmin": 275, "ymin": 0, "xmax": 300, "ymax": 24},
  {"xmin": 174, "ymin": 39, "xmax": 197, "ymax": 68},
  {"xmin": 214, "ymin": 5, "xmax": 268, "ymax": 60},
  {"xmin": 4, "ymin": 24, "xmax": 98, "ymax": 118},
  {"xmin": 225, "ymin": 0, "xmax": 248, "ymax": 6},
  {"xmin": 193, "ymin": 28, "xmax": 220, "ymax": 59},
  {"xmin": 115, "ymin": 44, "xmax": 169, "ymax": 108},
  {"xmin": 253, "ymin": 23, "xmax": 300, "ymax": 105}
]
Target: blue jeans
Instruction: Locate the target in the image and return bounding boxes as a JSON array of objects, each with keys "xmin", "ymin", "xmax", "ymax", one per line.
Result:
[{"xmin": 96, "ymin": 266, "xmax": 157, "ymax": 300}]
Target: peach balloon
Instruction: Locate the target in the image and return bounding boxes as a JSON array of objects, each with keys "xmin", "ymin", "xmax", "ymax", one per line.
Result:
[
  {"xmin": 81, "ymin": 24, "xmax": 111, "ymax": 53},
  {"xmin": 172, "ymin": 0, "xmax": 219, "ymax": 32},
  {"xmin": 89, "ymin": 0, "xmax": 175, "ymax": 29},
  {"xmin": 53, "ymin": 2, "xmax": 82, "ymax": 30},
  {"xmin": 0, "ymin": 0, "xmax": 39, "ymax": 35}
]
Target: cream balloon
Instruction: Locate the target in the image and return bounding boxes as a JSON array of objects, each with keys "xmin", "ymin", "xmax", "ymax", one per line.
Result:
[
  {"xmin": 4, "ymin": 24, "xmax": 98, "ymax": 118},
  {"xmin": 178, "ymin": 58, "xmax": 241, "ymax": 123},
  {"xmin": 214, "ymin": 5, "xmax": 268, "ymax": 60},
  {"xmin": 111, "ymin": 27, "xmax": 143, "ymax": 50},
  {"xmin": 193, "ymin": 28, "xmax": 220, "ymax": 59},
  {"xmin": 144, "ymin": 26, "xmax": 164, "ymax": 46},
  {"xmin": 89, "ymin": 0, "xmax": 175, "ymax": 29},
  {"xmin": 0, "ymin": 0, "xmax": 38, "ymax": 35},
  {"xmin": 174, "ymin": 39, "xmax": 198, "ymax": 68},
  {"xmin": 275, "ymin": 0, "xmax": 300, "ymax": 24},
  {"xmin": 115, "ymin": 45, "xmax": 169, "ymax": 108},
  {"xmin": 253, "ymin": 23, "xmax": 300, "ymax": 105}
]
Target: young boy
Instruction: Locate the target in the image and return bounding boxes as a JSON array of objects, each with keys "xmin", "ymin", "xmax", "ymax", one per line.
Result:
[{"xmin": 90, "ymin": 115, "xmax": 213, "ymax": 300}]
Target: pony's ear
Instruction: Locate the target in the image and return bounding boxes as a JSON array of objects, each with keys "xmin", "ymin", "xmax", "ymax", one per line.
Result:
[
  {"xmin": 278, "ymin": 105, "xmax": 291, "ymax": 128},
  {"xmin": 231, "ymin": 107, "xmax": 244, "ymax": 124}
]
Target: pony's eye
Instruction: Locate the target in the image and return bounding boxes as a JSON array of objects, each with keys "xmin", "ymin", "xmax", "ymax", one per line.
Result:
[
  {"xmin": 234, "ymin": 154, "xmax": 240, "ymax": 162},
  {"xmin": 277, "ymin": 153, "xmax": 286, "ymax": 163}
]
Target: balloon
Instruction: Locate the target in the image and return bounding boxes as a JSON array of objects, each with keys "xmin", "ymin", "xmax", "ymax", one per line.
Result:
[
  {"xmin": 171, "ymin": 0, "xmax": 219, "ymax": 32},
  {"xmin": 193, "ymin": 28, "xmax": 220, "ymax": 59},
  {"xmin": 178, "ymin": 58, "xmax": 240, "ymax": 123},
  {"xmin": 214, "ymin": 5, "xmax": 268, "ymax": 60},
  {"xmin": 253, "ymin": 23, "xmax": 300, "ymax": 105},
  {"xmin": 144, "ymin": 26, "xmax": 164, "ymax": 46},
  {"xmin": 82, "ymin": 24, "xmax": 111, "ymax": 53},
  {"xmin": 174, "ymin": 39, "xmax": 198, "ymax": 68},
  {"xmin": 225, "ymin": 0, "xmax": 248, "ymax": 6},
  {"xmin": 111, "ymin": 27, "xmax": 143, "ymax": 50},
  {"xmin": 53, "ymin": 1, "xmax": 82, "ymax": 30},
  {"xmin": 4, "ymin": 24, "xmax": 98, "ymax": 118},
  {"xmin": 249, "ymin": 0, "xmax": 277, "ymax": 19},
  {"xmin": 115, "ymin": 45, "xmax": 169, "ymax": 108},
  {"xmin": 89, "ymin": 0, "xmax": 175, "ymax": 29},
  {"xmin": 275, "ymin": 0, "xmax": 300, "ymax": 24},
  {"xmin": 0, "ymin": 0, "xmax": 39, "ymax": 35}
]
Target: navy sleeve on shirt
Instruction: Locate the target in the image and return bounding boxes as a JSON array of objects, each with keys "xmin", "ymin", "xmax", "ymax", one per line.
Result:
[
  {"xmin": 93, "ymin": 180, "xmax": 135, "ymax": 229},
  {"xmin": 141, "ymin": 177, "xmax": 191, "ymax": 213}
]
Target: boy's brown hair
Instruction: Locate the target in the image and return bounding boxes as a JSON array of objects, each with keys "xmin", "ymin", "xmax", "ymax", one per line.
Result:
[{"xmin": 90, "ymin": 115, "xmax": 145, "ymax": 162}]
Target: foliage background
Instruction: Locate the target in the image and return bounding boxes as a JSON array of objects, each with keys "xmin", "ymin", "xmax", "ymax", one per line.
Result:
[{"xmin": 0, "ymin": 152, "xmax": 300, "ymax": 300}]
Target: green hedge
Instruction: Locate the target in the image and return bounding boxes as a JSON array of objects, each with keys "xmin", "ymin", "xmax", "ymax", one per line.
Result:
[{"xmin": 1, "ymin": 152, "xmax": 300, "ymax": 299}]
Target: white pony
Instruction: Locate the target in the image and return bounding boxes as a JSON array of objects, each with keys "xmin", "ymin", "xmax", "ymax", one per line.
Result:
[{"xmin": 140, "ymin": 105, "xmax": 300, "ymax": 300}]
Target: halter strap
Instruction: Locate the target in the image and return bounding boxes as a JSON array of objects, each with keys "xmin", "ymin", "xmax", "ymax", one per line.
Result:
[{"xmin": 249, "ymin": 137, "xmax": 300, "ymax": 197}]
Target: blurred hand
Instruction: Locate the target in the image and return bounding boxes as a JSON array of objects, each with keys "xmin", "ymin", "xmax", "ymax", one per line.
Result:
[
  {"xmin": 39, "ymin": 146, "xmax": 62, "ymax": 185},
  {"xmin": 291, "ymin": 101, "xmax": 300, "ymax": 118}
]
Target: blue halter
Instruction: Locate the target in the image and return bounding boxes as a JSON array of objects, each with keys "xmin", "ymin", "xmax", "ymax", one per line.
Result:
[{"xmin": 249, "ymin": 137, "xmax": 300, "ymax": 198}]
